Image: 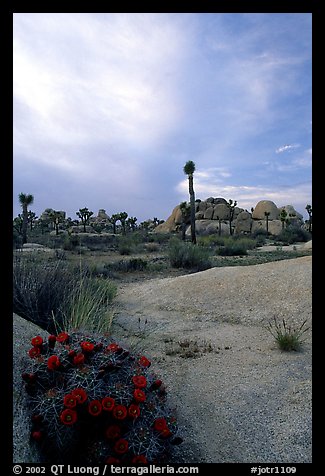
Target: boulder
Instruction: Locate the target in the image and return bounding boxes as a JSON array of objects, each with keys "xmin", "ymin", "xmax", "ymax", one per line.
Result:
[
  {"xmin": 203, "ymin": 207, "xmax": 214, "ymax": 220},
  {"xmin": 206, "ymin": 197, "xmax": 215, "ymax": 204},
  {"xmin": 252, "ymin": 200, "xmax": 279, "ymax": 220},
  {"xmin": 198, "ymin": 201, "xmax": 208, "ymax": 212},
  {"xmin": 13, "ymin": 314, "xmax": 48, "ymax": 463},
  {"xmin": 303, "ymin": 240, "xmax": 312, "ymax": 250},
  {"xmin": 97, "ymin": 209, "xmax": 109, "ymax": 219},
  {"xmin": 235, "ymin": 211, "xmax": 252, "ymax": 234},
  {"xmin": 174, "ymin": 208, "xmax": 184, "ymax": 225},
  {"xmin": 213, "ymin": 204, "xmax": 230, "ymax": 220},
  {"xmin": 69, "ymin": 225, "xmax": 94, "ymax": 233},
  {"xmin": 213, "ymin": 198, "xmax": 228, "ymax": 205},
  {"xmin": 154, "ymin": 205, "xmax": 180, "ymax": 233},
  {"xmin": 279, "ymin": 205, "xmax": 303, "ymax": 221},
  {"xmin": 195, "ymin": 211, "xmax": 205, "ymax": 220},
  {"xmin": 268, "ymin": 220, "xmax": 284, "ymax": 236}
]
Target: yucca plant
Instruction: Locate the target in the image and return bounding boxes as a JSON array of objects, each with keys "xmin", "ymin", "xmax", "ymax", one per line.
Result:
[{"xmin": 266, "ymin": 317, "xmax": 310, "ymax": 351}]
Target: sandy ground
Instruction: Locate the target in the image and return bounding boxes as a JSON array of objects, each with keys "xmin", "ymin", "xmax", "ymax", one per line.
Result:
[{"xmin": 111, "ymin": 256, "xmax": 312, "ymax": 463}]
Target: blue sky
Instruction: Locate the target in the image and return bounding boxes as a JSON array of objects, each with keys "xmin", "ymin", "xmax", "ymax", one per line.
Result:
[{"xmin": 13, "ymin": 13, "xmax": 312, "ymax": 222}]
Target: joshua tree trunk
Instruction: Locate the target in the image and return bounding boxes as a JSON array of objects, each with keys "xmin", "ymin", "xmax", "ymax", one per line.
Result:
[
  {"xmin": 21, "ymin": 203, "xmax": 28, "ymax": 244},
  {"xmin": 188, "ymin": 175, "xmax": 196, "ymax": 244}
]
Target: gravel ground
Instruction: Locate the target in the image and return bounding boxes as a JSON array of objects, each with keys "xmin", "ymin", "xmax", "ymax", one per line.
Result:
[{"xmin": 111, "ymin": 256, "xmax": 312, "ymax": 463}]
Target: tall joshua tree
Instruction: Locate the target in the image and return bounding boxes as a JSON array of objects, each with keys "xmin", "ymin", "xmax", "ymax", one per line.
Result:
[
  {"xmin": 264, "ymin": 211, "xmax": 270, "ymax": 234},
  {"xmin": 19, "ymin": 193, "xmax": 34, "ymax": 244},
  {"xmin": 183, "ymin": 160, "xmax": 196, "ymax": 244},
  {"xmin": 227, "ymin": 199, "xmax": 237, "ymax": 236}
]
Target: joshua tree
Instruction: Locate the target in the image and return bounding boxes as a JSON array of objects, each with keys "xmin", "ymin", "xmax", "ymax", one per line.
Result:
[
  {"xmin": 118, "ymin": 212, "xmax": 128, "ymax": 235},
  {"xmin": 27, "ymin": 211, "xmax": 38, "ymax": 231},
  {"xmin": 76, "ymin": 207, "xmax": 94, "ymax": 232},
  {"xmin": 19, "ymin": 193, "xmax": 34, "ymax": 244},
  {"xmin": 179, "ymin": 201, "xmax": 191, "ymax": 241},
  {"xmin": 226, "ymin": 199, "xmax": 237, "ymax": 236},
  {"xmin": 183, "ymin": 160, "xmax": 196, "ymax": 244},
  {"xmin": 110, "ymin": 214, "xmax": 120, "ymax": 234},
  {"xmin": 215, "ymin": 215, "xmax": 222, "ymax": 236},
  {"xmin": 280, "ymin": 208, "xmax": 288, "ymax": 230},
  {"xmin": 13, "ymin": 215, "xmax": 23, "ymax": 235},
  {"xmin": 49, "ymin": 210, "xmax": 65, "ymax": 235},
  {"xmin": 152, "ymin": 217, "xmax": 160, "ymax": 228},
  {"xmin": 264, "ymin": 211, "xmax": 270, "ymax": 234},
  {"xmin": 127, "ymin": 216, "xmax": 137, "ymax": 232},
  {"xmin": 305, "ymin": 204, "xmax": 312, "ymax": 233}
]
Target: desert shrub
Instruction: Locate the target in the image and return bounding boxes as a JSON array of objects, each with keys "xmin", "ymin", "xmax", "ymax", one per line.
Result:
[
  {"xmin": 108, "ymin": 258, "xmax": 148, "ymax": 273},
  {"xmin": 63, "ymin": 278, "xmax": 117, "ymax": 334},
  {"xmin": 22, "ymin": 331, "xmax": 182, "ymax": 464},
  {"xmin": 63, "ymin": 234, "xmax": 80, "ymax": 251},
  {"xmin": 251, "ymin": 228, "xmax": 268, "ymax": 246},
  {"xmin": 117, "ymin": 237, "xmax": 134, "ymax": 255},
  {"xmin": 144, "ymin": 242, "xmax": 159, "ymax": 252},
  {"xmin": 168, "ymin": 238, "xmax": 211, "ymax": 271},
  {"xmin": 197, "ymin": 235, "xmax": 225, "ymax": 247},
  {"xmin": 273, "ymin": 225, "xmax": 311, "ymax": 244},
  {"xmin": 13, "ymin": 256, "xmax": 116, "ymax": 333},
  {"xmin": 266, "ymin": 317, "xmax": 310, "ymax": 351},
  {"xmin": 215, "ymin": 237, "xmax": 256, "ymax": 256}
]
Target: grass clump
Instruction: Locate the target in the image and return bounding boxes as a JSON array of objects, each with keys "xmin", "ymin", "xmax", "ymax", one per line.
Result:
[
  {"xmin": 13, "ymin": 255, "xmax": 116, "ymax": 334},
  {"xmin": 168, "ymin": 238, "xmax": 211, "ymax": 271},
  {"xmin": 266, "ymin": 317, "xmax": 310, "ymax": 351},
  {"xmin": 215, "ymin": 237, "xmax": 256, "ymax": 256}
]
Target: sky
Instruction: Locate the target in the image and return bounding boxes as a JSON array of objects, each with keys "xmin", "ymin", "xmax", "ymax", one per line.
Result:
[{"xmin": 13, "ymin": 13, "xmax": 312, "ymax": 222}]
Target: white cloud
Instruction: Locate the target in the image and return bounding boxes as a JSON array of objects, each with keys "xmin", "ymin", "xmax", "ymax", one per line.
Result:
[{"xmin": 276, "ymin": 144, "xmax": 300, "ymax": 153}]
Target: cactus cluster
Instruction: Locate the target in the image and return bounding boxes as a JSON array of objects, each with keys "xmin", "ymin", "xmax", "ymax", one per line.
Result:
[{"xmin": 23, "ymin": 331, "xmax": 182, "ymax": 464}]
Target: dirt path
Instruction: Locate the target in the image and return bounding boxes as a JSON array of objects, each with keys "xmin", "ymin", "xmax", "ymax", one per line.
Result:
[{"xmin": 111, "ymin": 256, "xmax": 312, "ymax": 463}]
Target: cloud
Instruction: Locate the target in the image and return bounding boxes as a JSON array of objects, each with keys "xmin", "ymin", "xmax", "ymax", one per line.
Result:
[{"xmin": 275, "ymin": 144, "xmax": 301, "ymax": 154}]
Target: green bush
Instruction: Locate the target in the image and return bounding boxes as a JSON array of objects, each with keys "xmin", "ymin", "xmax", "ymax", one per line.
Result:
[
  {"xmin": 13, "ymin": 256, "xmax": 116, "ymax": 333},
  {"xmin": 273, "ymin": 225, "xmax": 311, "ymax": 244},
  {"xmin": 266, "ymin": 317, "xmax": 310, "ymax": 351},
  {"xmin": 215, "ymin": 237, "xmax": 256, "ymax": 256},
  {"xmin": 107, "ymin": 258, "xmax": 148, "ymax": 273},
  {"xmin": 168, "ymin": 238, "xmax": 211, "ymax": 271}
]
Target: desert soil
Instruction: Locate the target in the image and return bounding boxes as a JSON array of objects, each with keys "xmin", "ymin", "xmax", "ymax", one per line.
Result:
[{"xmin": 111, "ymin": 256, "xmax": 312, "ymax": 463}]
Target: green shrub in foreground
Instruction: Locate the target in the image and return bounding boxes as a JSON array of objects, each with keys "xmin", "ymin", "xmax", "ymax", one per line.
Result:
[
  {"xmin": 168, "ymin": 238, "xmax": 211, "ymax": 270},
  {"xmin": 266, "ymin": 317, "xmax": 310, "ymax": 351},
  {"xmin": 13, "ymin": 256, "xmax": 116, "ymax": 333}
]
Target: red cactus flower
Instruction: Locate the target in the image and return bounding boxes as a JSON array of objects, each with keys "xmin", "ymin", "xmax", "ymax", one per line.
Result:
[
  {"xmin": 68, "ymin": 350, "xmax": 76, "ymax": 358},
  {"xmin": 132, "ymin": 455, "xmax": 148, "ymax": 464},
  {"xmin": 105, "ymin": 425, "xmax": 121, "ymax": 440},
  {"xmin": 31, "ymin": 430, "xmax": 43, "ymax": 441},
  {"xmin": 31, "ymin": 336, "xmax": 43, "ymax": 347},
  {"xmin": 71, "ymin": 388, "xmax": 87, "ymax": 404},
  {"xmin": 88, "ymin": 400, "xmax": 102, "ymax": 416},
  {"xmin": 28, "ymin": 347, "xmax": 41, "ymax": 358},
  {"xmin": 105, "ymin": 457, "xmax": 120, "ymax": 464},
  {"xmin": 106, "ymin": 343, "xmax": 121, "ymax": 353},
  {"xmin": 31, "ymin": 414, "xmax": 43, "ymax": 424},
  {"xmin": 56, "ymin": 332, "xmax": 69, "ymax": 343},
  {"xmin": 47, "ymin": 355, "xmax": 60, "ymax": 370},
  {"xmin": 153, "ymin": 417, "xmax": 168, "ymax": 432},
  {"xmin": 80, "ymin": 341, "xmax": 94, "ymax": 353},
  {"xmin": 150, "ymin": 379, "xmax": 163, "ymax": 390},
  {"xmin": 114, "ymin": 438, "xmax": 129, "ymax": 455},
  {"xmin": 48, "ymin": 335, "xmax": 56, "ymax": 348},
  {"xmin": 102, "ymin": 397, "xmax": 115, "ymax": 411},
  {"xmin": 160, "ymin": 427, "xmax": 172, "ymax": 438},
  {"xmin": 139, "ymin": 356, "xmax": 151, "ymax": 367},
  {"xmin": 113, "ymin": 405, "xmax": 127, "ymax": 420},
  {"xmin": 132, "ymin": 375, "xmax": 147, "ymax": 388},
  {"xmin": 73, "ymin": 353, "xmax": 85, "ymax": 365},
  {"xmin": 133, "ymin": 389, "xmax": 146, "ymax": 403},
  {"xmin": 22, "ymin": 373, "xmax": 37, "ymax": 383},
  {"xmin": 63, "ymin": 394, "xmax": 78, "ymax": 408},
  {"xmin": 128, "ymin": 404, "xmax": 140, "ymax": 419},
  {"xmin": 60, "ymin": 409, "xmax": 77, "ymax": 425}
]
